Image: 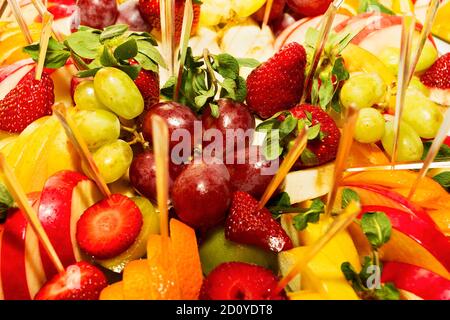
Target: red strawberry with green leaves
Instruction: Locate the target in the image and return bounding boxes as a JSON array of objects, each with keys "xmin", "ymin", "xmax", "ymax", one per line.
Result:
[
  {"xmin": 420, "ymin": 53, "xmax": 450, "ymax": 105},
  {"xmin": 200, "ymin": 262, "xmax": 286, "ymax": 300},
  {"xmin": 35, "ymin": 261, "xmax": 107, "ymax": 300},
  {"xmin": 246, "ymin": 42, "xmax": 306, "ymax": 119},
  {"xmin": 132, "ymin": 63, "xmax": 160, "ymax": 109},
  {"xmin": 290, "ymin": 103, "xmax": 340, "ymax": 168},
  {"xmin": 0, "ymin": 67, "xmax": 54, "ymax": 133},
  {"xmin": 225, "ymin": 191, "xmax": 293, "ymax": 253},
  {"xmin": 138, "ymin": 0, "xmax": 201, "ymax": 39},
  {"xmin": 76, "ymin": 194, "xmax": 143, "ymax": 260}
]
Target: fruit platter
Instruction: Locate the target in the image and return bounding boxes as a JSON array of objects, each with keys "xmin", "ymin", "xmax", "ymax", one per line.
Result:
[{"xmin": 0, "ymin": 0, "xmax": 449, "ymax": 301}]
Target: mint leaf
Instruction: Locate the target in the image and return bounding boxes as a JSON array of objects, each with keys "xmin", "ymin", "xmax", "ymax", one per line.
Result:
[
  {"xmin": 300, "ymin": 148, "xmax": 318, "ymax": 166},
  {"xmin": 65, "ymin": 31, "xmax": 101, "ymax": 59},
  {"xmin": 100, "ymin": 46, "xmax": 117, "ymax": 67},
  {"xmin": 235, "ymin": 76, "xmax": 247, "ymax": 102},
  {"xmin": 117, "ymin": 64, "xmax": 141, "ymax": 80},
  {"xmin": 342, "ymin": 188, "xmax": 360, "ymax": 209},
  {"xmin": 161, "ymin": 76, "xmax": 176, "ymax": 99},
  {"xmin": 267, "ymin": 192, "xmax": 291, "ymax": 218},
  {"xmin": 137, "ymin": 40, "xmax": 167, "ymax": 68},
  {"xmin": 422, "ymin": 142, "xmax": 450, "ymax": 161},
  {"xmin": 358, "ymin": 0, "xmax": 395, "ymax": 15},
  {"xmin": 209, "ymin": 103, "xmax": 220, "ymax": 118},
  {"xmin": 23, "ymin": 37, "xmax": 70, "ymax": 69},
  {"xmin": 293, "ymin": 199, "xmax": 325, "ymax": 231},
  {"xmin": 318, "ymin": 76, "xmax": 334, "ymax": 109},
  {"xmin": 114, "ymin": 38, "xmax": 138, "ymax": 61},
  {"xmin": 374, "ymin": 283, "xmax": 400, "ymax": 300},
  {"xmin": 220, "ymin": 78, "xmax": 237, "ymax": 100},
  {"xmin": 279, "ymin": 115, "xmax": 298, "ymax": 139},
  {"xmin": 236, "ymin": 57, "xmax": 260, "ymax": 68},
  {"xmin": 262, "ymin": 131, "xmax": 282, "ymax": 161},
  {"xmin": 0, "ymin": 182, "xmax": 14, "ymax": 222},
  {"xmin": 77, "ymin": 68, "xmax": 101, "ymax": 78},
  {"xmin": 433, "ymin": 172, "xmax": 450, "ymax": 191},
  {"xmin": 332, "ymin": 57, "xmax": 349, "ymax": 82},
  {"xmin": 214, "ymin": 53, "xmax": 239, "ymax": 80},
  {"xmin": 100, "ymin": 24, "xmax": 128, "ymax": 42},
  {"xmin": 134, "ymin": 52, "xmax": 158, "ymax": 72},
  {"xmin": 307, "ymin": 123, "xmax": 321, "ymax": 140},
  {"xmin": 361, "ymin": 211, "xmax": 392, "ymax": 249}
]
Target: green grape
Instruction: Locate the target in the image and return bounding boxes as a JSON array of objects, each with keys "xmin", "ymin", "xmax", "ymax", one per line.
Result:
[
  {"xmin": 379, "ymin": 47, "xmax": 400, "ymax": 75},
  {"xmin": 403, "ymin": 92, "xmax": 443, "ymax": 139},
  {"xmin": 74, "ymin": 80, "xmax": 108, "ymax": 111},
  {"xmin": 408, "ymin": 76, "xmax": 430, "ymax": 97},
  {"xmin": 381, "ymin": 121, "xmax": 424, "ymax": 162},
  {"xmin": 340, "ymin": 73, "xmax": 387, "ymax": 109},
  {"xmin": 92, "ymin": 139, "xmax": 133, "ymax": 184},
  {"xmin": 354, "ymin": 108, "xmax": 385, "ymax": 143},
  {"xmin": 74, "ymin": 109, "xmax": 120, "ymax": 150},
  {"xmin": 414, "ymin": 40, "xmax": 438, "ymax": 73},
  {"xmin": 93, "ymin": 67, "xmax": 144, "ymax": 120}
]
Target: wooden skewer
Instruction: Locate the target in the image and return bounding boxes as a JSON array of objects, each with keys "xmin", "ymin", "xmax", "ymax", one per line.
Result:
[
  {"xmin": 0, "ymin": 155, "xmax": 65, "ymax": 273},
  {"xmin": 275, "ymin": 201, "xmax": 361, "ymax": 295},
  {"xmin": 31, "ymin": 0, "xmax": 64, "ymax": 42},
  {"xmin": 151, "ymin": 115, "xmax": 170, "ymax": 239},
  {"xmin": 325, "ymin": 106, "xmax": 358, "ymax": 216},
  {"xmin": 300, "ymin": 0, "xmax": 343, "ymax": 103},
  {"xmin": 173, "ymin": 0, "xmax": 193, "ymax": 101},
  {"xmin": 408, "ymin": 108, "xmax": 450, "ymax": 199},
  {"xmin": 6, "ymin": 0, "xmax": 33, "ymax": 44},
  {"xmin": 258, "ymin": 126, "xmax": 308, "ymax": 210},
  {"xmin": 0, "ymin": 0, "xmax": 8, "ymax": 19},
  {"xmin": 346, "ymin": 160, "xmax": 450, "ymax": 172},
  {"xmin": 262, "ymin": 0, "xmax": 274, "ymax": 30},
  {"xmin": 391, "ymin": 13, "xmax": 415, "ymax": 165},
  {"xmin": 160, "ymin": 0, "xmax": 176, "ymax": 77},
  {"xmin": 53, "ymin": 104, "xmax": 111, "ymax": 198},
  {"xmin": 35, "ymin": 11, "xmax": 53, "ymax": 80}
]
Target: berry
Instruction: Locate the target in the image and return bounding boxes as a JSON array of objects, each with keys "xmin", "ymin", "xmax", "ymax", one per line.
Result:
[
  {"xmin": 290, "ymin": 103, "xmax": 340, "ymax": 168},
  {"xmin": 34, "ymin": 262, "xmax": 107, "ymax": 300},
  {"xmin": 131, "ymin": 61, "xmax": 160, "ymax": 109},
  {"xmin": 76, "ymin": 0, "xmax": 118, "ymax": 29},
  {"xmin": 421, "ymin": 53, "xmax": 450, "ymax": 89},
  {"xmin": 200, "ymin": 262, "xmax": 285, "ymax": 300},
  {"xmin": 138, "ymin": 0, "xmax": 201, "ymax": 39},
  {"xmin": 0, "ymin": 68, "xmax": 54, "ymax": 133},
  {"xmin": 246, "ymin": 42, "xmax": 307, "ymax": 119},
  {"xmin": 76, "ymin": 194, "xmax": 143, "ymax": 259},
  {"xmin": 172, "ymin": 161, "xmax": 231, "ymax": 229},
  {"xmin": 225, "ymin": 191, "xmax": 293, "ymax": 253}
]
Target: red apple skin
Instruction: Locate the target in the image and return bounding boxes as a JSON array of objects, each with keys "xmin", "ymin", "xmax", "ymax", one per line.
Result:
[
  {"xmin": 286, "ymin": 0, "xmax": 332, "ymax": 17},
  {"xmin": 361, "ymin": 205, "xmax": 450, "ymax": 272},
  {"xmin": 0, "ymin": 193, "xmax": 40, "ymax": 300},
  {"xmin": 345, "ymin": 183, "xmax": 435, "ymax": 226},
  {"xmin": 38, "ymin": 171, "xmax": 89, "ymax": 279},
  {"xmin": 0, "ymin": 59, "xmax": 34, "ymax": 83},
  {"xmin": 381, "ymin": 262, "xmax": 450, "ymax": 300},
  {"xmin": 253, "ymin": 0, "xmax": 286, "ymax": 23}
]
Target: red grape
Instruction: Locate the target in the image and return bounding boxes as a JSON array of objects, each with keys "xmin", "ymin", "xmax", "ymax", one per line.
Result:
[
  {"xmin": 76, "ymin": 0, "xmax": 118, "ymax": 29},
  {"xmin": 253, "ymin": 0, "xmax": 286, "ymax": 23},
  {"xmin": 116, "ymin": 0, "xmax": 150, "ymax": 31},
  {"xmin": 142, "ymin": 102, "xmax": 199, "ymax": 158},
  {"xmin": 171, "ymin": 161, "xmax": 231, "ymax": 229},
  {"xmin": 129, "ymin": 150, "xmax": 184, "ymax": 201},
  {"xmin": 226, "ymin": 145, "xmax": 277, "ymax": 198},
  {"xmin": 201, "ymin": 99, "xmax": 255, "ymax": 156},
  {"xmin": 286, "ymin": 0, "xmax": 331, "ymax": 17}
]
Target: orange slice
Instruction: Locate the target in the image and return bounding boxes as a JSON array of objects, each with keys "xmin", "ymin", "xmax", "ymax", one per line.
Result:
[
  {"xmin": 347, "ymin": 141, "xmax": 389, "ymax": 168},
  {"xmin": 170, "ymin": 219, "xmax": 203, "ymax": 300},
  {"xmin": 122, "ymin": 260, "xmax": 153, "ymax": 300},
  {"xmin": 100, "ymin": 281, "xmax": 124, "ymax": 300}
]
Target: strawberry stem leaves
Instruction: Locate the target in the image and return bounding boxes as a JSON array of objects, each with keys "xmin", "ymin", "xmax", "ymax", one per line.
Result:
[{"xmin": 0, "ymin": 182, "xmax": 14, "ymax": 223}]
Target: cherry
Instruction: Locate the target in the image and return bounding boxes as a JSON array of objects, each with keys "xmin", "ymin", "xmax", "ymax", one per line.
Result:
[
  {"xmin": 76, "ymin": 0, "xmax": 118, "ymax": 29},
  {"xmin": 129, "ymin": 150, "xmax": 184, "ymax": 201},
  {"xmin": 171, "ymin": 161, "xmax": 231, "ymax": 229}
]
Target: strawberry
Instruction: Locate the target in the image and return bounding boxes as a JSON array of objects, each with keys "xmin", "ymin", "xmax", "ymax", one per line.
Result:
[
  {"xmin": 290, "ymin": 103, "xmax": 340, "ymax": 168},
  {"xmin": 225, "ymin": 191, "xmax": 293, "ymax": 253},
  {"xmin": 421, "ymin": 53, "xmax": 450, "ymax": 90},
  {"xmin": 76, "ymin": 194, "xmax": 143, "ymax": 259},
  {"xmin": 34, "ymin": 261, "xmax": 107, "ymax": 300},
  {"xmin": 0, "ymin": 68, "xmax": 54, "ymax": 133},
  {"xmin": 200, "ymin": 262, "xmax": 285, "ymax": 300},
  {"xmin": 133, "ymin": 68, "xmax": 160, "ymax": 109},
  {"xmin": 246, "ymin": 42, "xmax": 306, "ymax": 119},
  {"xmin": 138, "ymin": 0, "xmax": 201, "ymax": 39}
]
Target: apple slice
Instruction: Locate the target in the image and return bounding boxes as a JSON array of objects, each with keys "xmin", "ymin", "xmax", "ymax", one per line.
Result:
[
  {"xmin": 38, "ymin": 171, "xmax": 102, "ymax": 279},
  {"xmin": 0, "ymin": 193, "xmax": 45, "ymax": 300},
  {"xmin": 351, "ymin": 205, "xmax": 450, "ymax": 280},
  {"xmin": 0, "ymin": 64, "xmax": 34, "ymax": 100},
  {"xmin": 0, "ymin": 58, "xmax": 34, "ymax": 83},
  {"xmin": 381, "ymin": 262, "xmax": 450, "ymax": 300}
]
